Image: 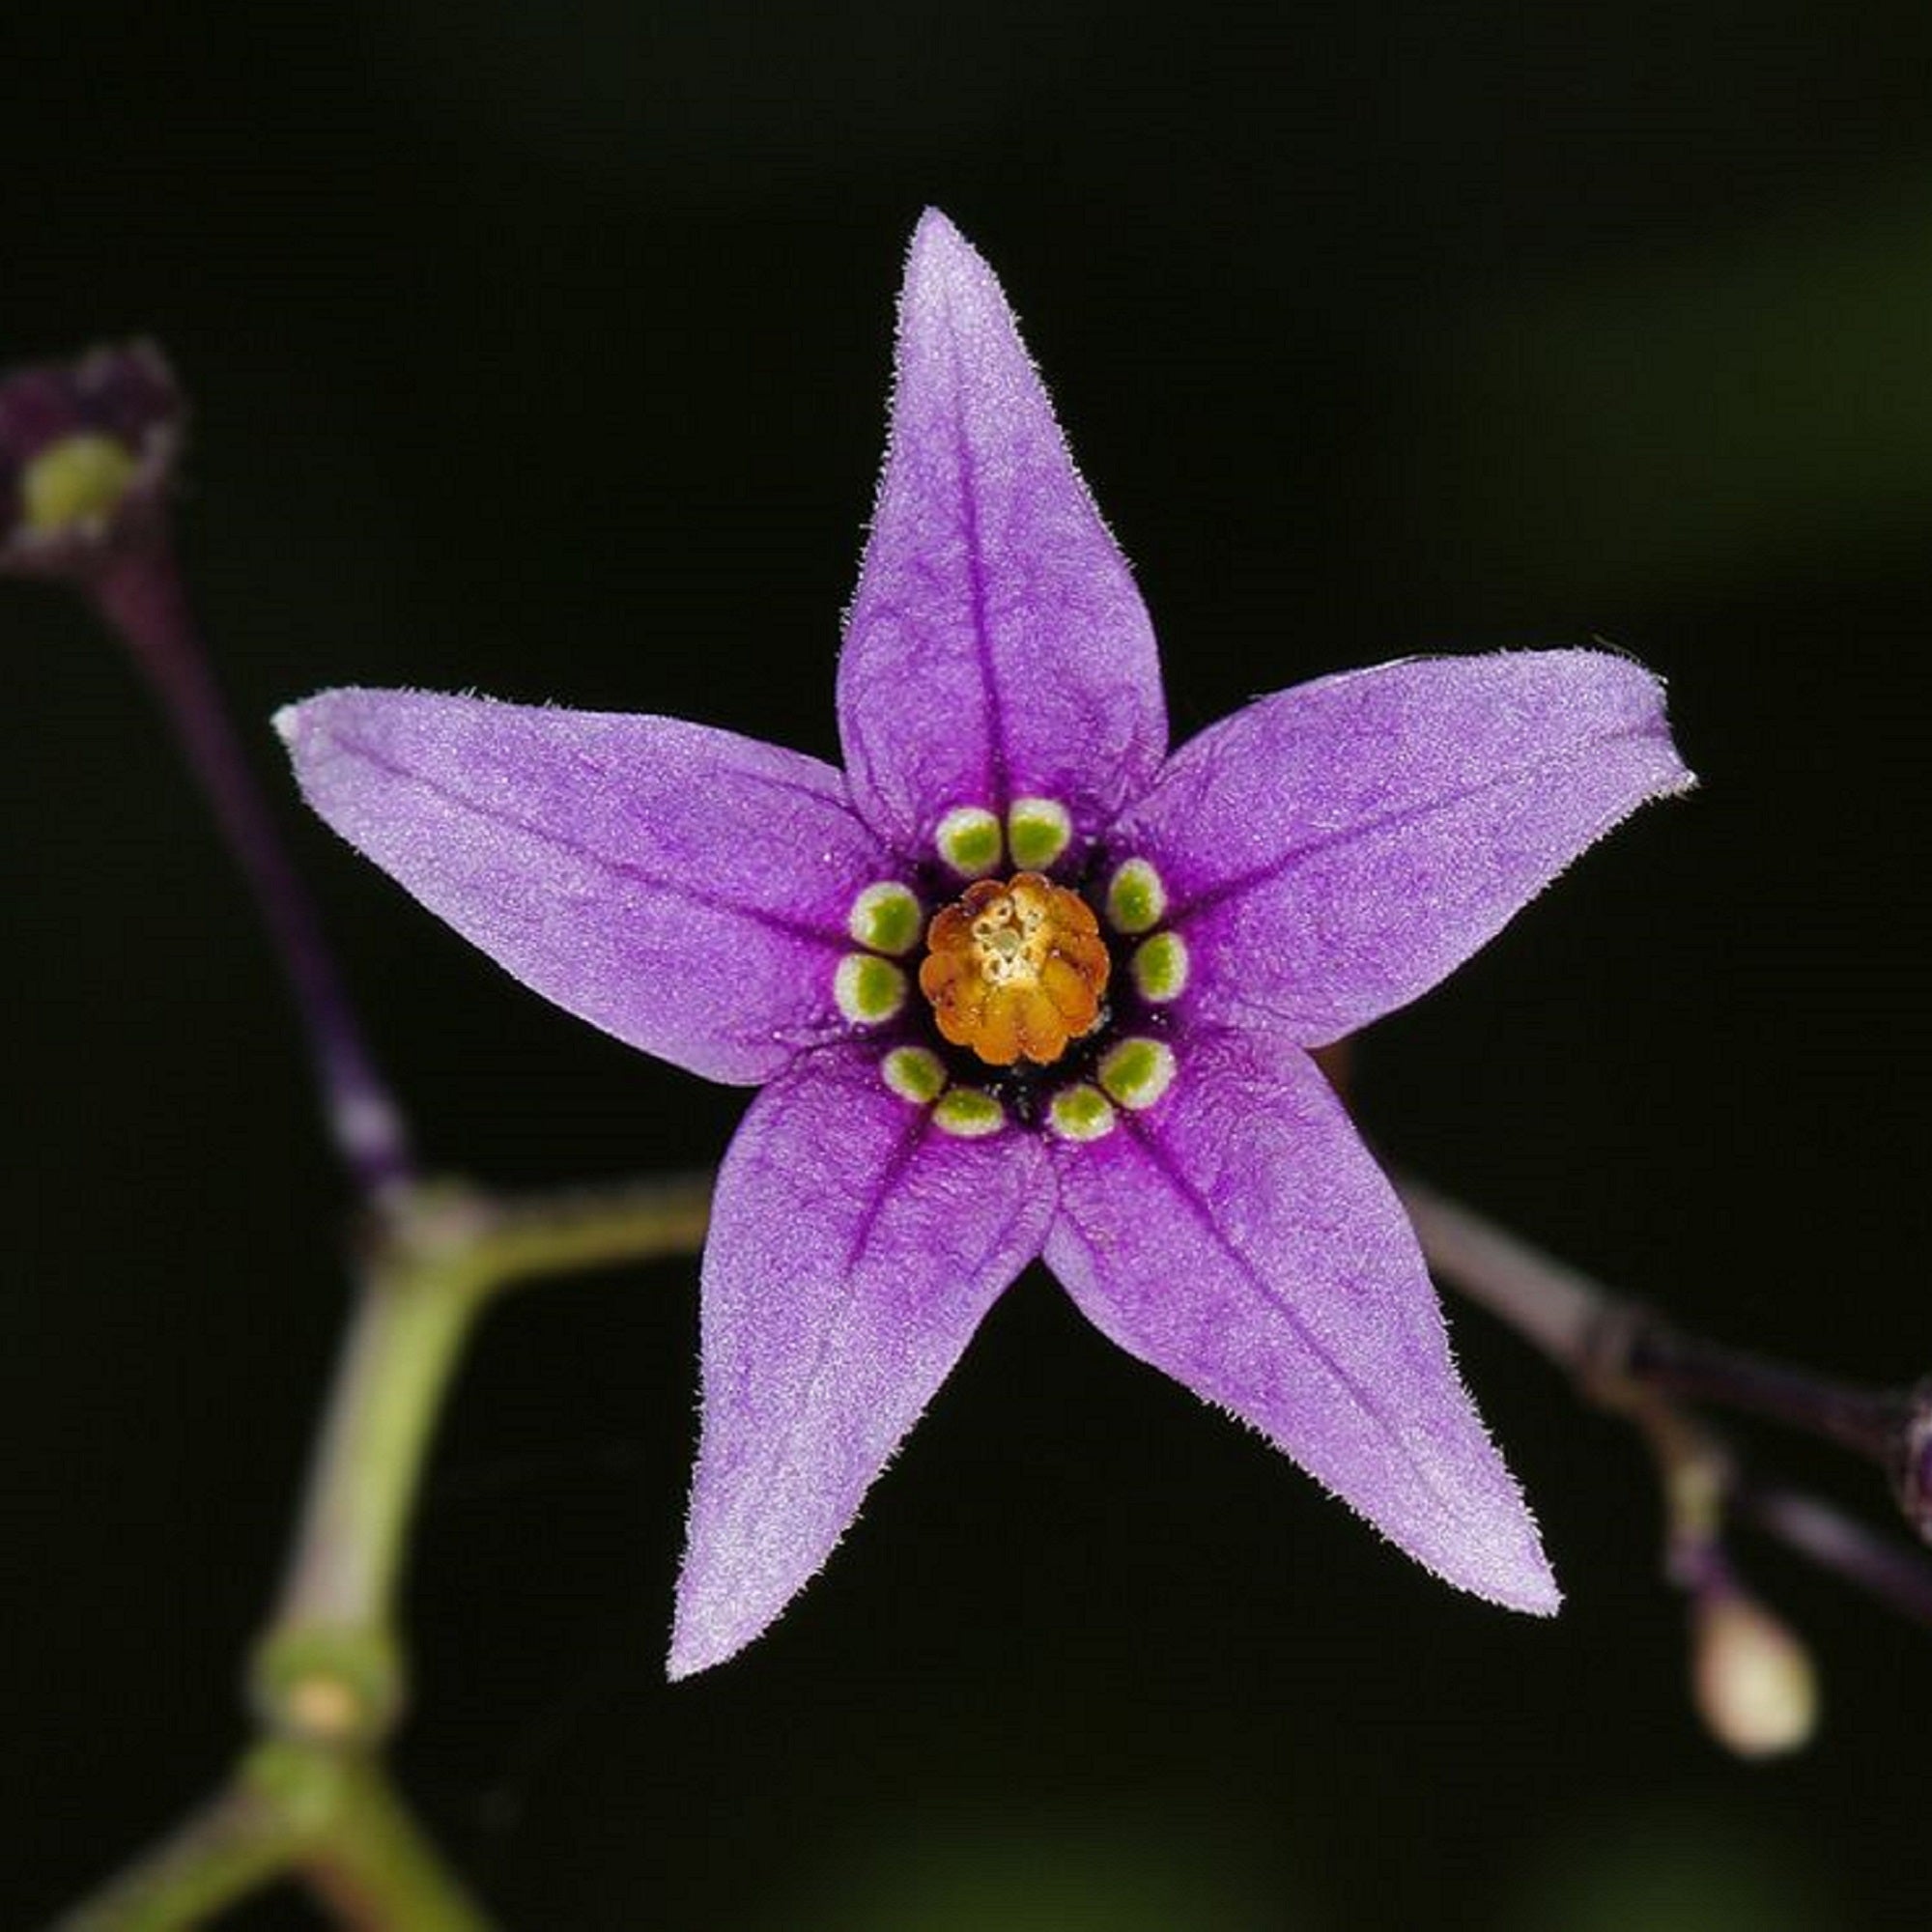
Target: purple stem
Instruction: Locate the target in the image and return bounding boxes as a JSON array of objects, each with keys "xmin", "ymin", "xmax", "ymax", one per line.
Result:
[
  {"xmin": 89, "ymin": 543, "xmax": 413, "ymax": 1199},
  {"xmin": 1402, "ymin": 1177, "xmax": 1930, "ymax": 1552},
  {"xmin": 1624, "ymin": 1324, "xmax": 1910, "ymax": 1463},
  {"xmin": 1737, "ymin": 1485, "xmax": 1932, "ymax": 1629}
]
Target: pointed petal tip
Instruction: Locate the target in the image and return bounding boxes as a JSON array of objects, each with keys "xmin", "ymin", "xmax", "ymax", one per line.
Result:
[
  {"xmin": 1521, "ymin": 1577, "xmax": 1564, "ymax": 1617},
  {"xmin": 273, "ymin": 687, "xmax": 370, "ymax": 753},
  {"xmin": 1330, "ymin": 1439, "xmax": 1563, "ymax": 1618},
  {"xmin": 665, "ymin": 1615, "xmax": 742, "ymax": 1684},
  {"xmin": 901, "ymin": 208, "xmax": 999, "ymax": 310},
  {"xmin": 667, "ymin": 1547, "xmax": 807, "ymax": 1683},
  {"xmin": 1573, "ymin": 645, "xmax": 1699, "ymax": 795},
  {"xmin": 1325, "ymin": 1438, "xmax": 1563, "ymax": 1618},
  {"xmin": 667, "ymin": 1543, "xmax": 774, "ymax": 1681},
  {"xmin": 910, "ymin": 205, "xmax": 971, "ymax": 256},
  {"xmin": 1479, "ymin": 1550, "xmax": 1563, "ymax": 1618},
  {"xmin": 1367, "ymin": 1498, "xmax": 1560, "ymax": 1618},
  {"xmin": 1379, "ymin": 1435, "xmax": 1564, "ymax": 1618},
  {"xmin": 1419, "ymin": 1489, "xmax": 1562, "ymax": 1616}
]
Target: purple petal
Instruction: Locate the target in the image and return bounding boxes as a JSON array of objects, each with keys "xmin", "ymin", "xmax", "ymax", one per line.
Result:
[
  {"xmin": 1110, "ymin": 651, "xmax": 1691, "ymax": 1045},
  {"xmin": 838, "ymin": 211, "xmax": 1166, "ymax": 850},
  {"xmin": 671, "ymin": 1046, "xmax": 1054, "ymax": 1677},
  {"xmin": 1046, "ymin": 1028, "xmax": 1558, "ymax": 1612},
  {"xmin": 278, "ymin": 690, "xmax": 897, "ymax": 1085}
]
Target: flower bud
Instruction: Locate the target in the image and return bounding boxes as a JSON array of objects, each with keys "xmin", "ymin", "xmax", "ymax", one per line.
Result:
[
  {"xmin": 0, "ymin": 341, "xmax": 183, "ymax": 578},
  {"xmin": 1690, "ymin": 1586, "xmax": 1819, "ymax": 1758}
]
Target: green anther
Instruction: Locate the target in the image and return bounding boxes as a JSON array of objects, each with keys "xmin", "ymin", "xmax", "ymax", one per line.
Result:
[
  {"xmin": 835, "ymin": 952, "xmax": 908, "ymax": 1024},
  {"xmin": 1105, "ymin": 857, "xmax": 1167, "ymax": 935},
  {"xmin": 1049, "ymin": 1083, "xmax": 1117, "ymax": 1143},
  {"xmin": 20, "ymin": 432, "xmax": 139, "ymax": 535},
  {"xmin": 1130, "ymin": 930, "xmax": 1189, "ymax": 1004},
  {"xmin": 1098, "ymin": 1037, "xmax": 1177, "ymax": 1111},
  {"xmin": 935, "ymin": 805, "xmax": 1003, "ymax": 877},
  {"xmin": 849, "ymin": 880, "xmax": 923, "ymax": 955},
  {"xmin": 1008, "ymin": 797, "xmax": 1072, "ymax": 870},
  {"xmin": 933, "ymin": 1087, "xmax": 1004, "ymax": 1137},
  {"xmin": 881, "ymin": 1045, "xmax": 947, "ymax": 1104}
]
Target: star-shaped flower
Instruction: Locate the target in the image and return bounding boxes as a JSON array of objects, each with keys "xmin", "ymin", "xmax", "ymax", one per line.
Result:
[{"xmin": 278, "ymin": 213, "xmax": 1690, "ymax": 1676}]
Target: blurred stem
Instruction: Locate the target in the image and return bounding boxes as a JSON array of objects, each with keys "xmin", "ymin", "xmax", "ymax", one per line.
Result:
[
  {"xmin": 254, "ymin": 1173, "xmax": 715, "ymax": 1745},
  {"xmin": 49, "ymin": 1782, "xmax": 301, "ymax": 1931},
  {"xmin": 252, "ymin": 1248, "xmax": 480, "ymax": 1740},
  {"xmin": 52, "ymin": 1746, "xmax": 493, "ymax": 1932},
  {"xmin": 1737, "ymin": 1485, "xmax": 1932, "ymax": 1628},
  {"xmin": 87, "ymin": 541, "xmax": 412, "ymax": 1200},
  {"xmin": 1400, "ymin": 1177, "xmax": 1917, "ymax": 1459},
  {"xmin": 1399, "ymin": 1175, "xmax": 1932, "ymax": 1571},
  {"xmin": 272, "ymin": 1747, "xmax": 494, "ymax": 1932},
  {"xmin": 1394, "ymin": 1177, "xmax": 1605, "ymax": 1366},
  {"xmin": 56, "ymin": 1169, "xmax": 714, "ymax": 1931},
  {"xmin": 460, "ymin": 1170, "xmax": 716, "ymax": 1290},
  {"xmin": 295, "ymin": 1263, "xmax": 474, "ymax": 1625}
]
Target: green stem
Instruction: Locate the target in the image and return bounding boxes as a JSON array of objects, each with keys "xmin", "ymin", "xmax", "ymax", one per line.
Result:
[
  {"xmin": 466, "ymin": 1170, "xmax": 713, "ymax": 1293},
  {"xmin": 257, "ymin": 1747, "xmax": 494, "ymax": 1932},
  {"xmin": 253, "ymin": 1171, "xmax": 714, "ymax": 1742},
  {"xmin": 283, "ymin": 1257, "xmax": 478, "ymax": 1625},
  {"xmin": 48, "ymin": 1745, "xmax": 499, "ymax": 1932},
  {"xmin": 48, "ymin": 1784, "xmax": 301, "ymax": 1931},
  {"xmin": 60, "ymin": 1169, "xmax": 716, "ymax": 1930}
]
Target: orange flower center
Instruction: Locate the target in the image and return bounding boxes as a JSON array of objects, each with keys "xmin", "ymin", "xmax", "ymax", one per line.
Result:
[{"xmin": 918, "ymin": 871, "xmax": 1110, "ymax": 1066}]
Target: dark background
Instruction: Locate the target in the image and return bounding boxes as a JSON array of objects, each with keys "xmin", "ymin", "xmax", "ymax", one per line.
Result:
[{"xmin": 7, "ymin": 3, "xmax": 1929, "ymax": 1925}]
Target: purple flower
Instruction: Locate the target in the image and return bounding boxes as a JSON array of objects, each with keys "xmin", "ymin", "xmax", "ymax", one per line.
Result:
[{"xmin": 278, "ymin": 213, "xmax": 1691, "ymax": 1677}]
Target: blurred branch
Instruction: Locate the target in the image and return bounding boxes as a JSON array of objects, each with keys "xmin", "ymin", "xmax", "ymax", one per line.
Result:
[
  {"xmin": 50, "ymin": 1779, "xmax": 301, "ymax": 1931},
  {"xmin": 90, "ymin": 540, "xmax": 415, "ymax": 1201},
  {"xmin": 0, "ymin": 341, "xmax": 413, "ymax": 1200},
  {"xmin": 1399, "ymin": 1176, "xmax": 1929, "ymax": 1538},
  {"xmin": 52, "ymin": 1745, "xmax": 493, "ymax": 1932},
  {"xmin": 1736, "ymin": 1484, "xmax": 1932, "ymax": 1629},
  {"xmin": 48, "ymin": 1169, "xmax": 715, "ymax": 1932},
  {"xmin": 1400, "ymin": 1175, "xmax": 1932, "ymax": 1633},
  {"xmin": 255, "ymin": 1171, "xmax": 714, "ymax": 1719},
  {"xmin": 1400, "ymin": 1173, "xmax": 1932, "ymax": 1752}
]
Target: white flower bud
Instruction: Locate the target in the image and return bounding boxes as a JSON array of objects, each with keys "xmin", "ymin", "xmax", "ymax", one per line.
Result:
[{"xmin": 1690, "ymin": 1589, "xmax": 1819, "ymax": 1759}]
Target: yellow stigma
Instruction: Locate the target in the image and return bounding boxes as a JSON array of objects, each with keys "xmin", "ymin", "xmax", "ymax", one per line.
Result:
[
  {"xmin": 20, "ymin": 432, "xmax": 140, "ymax": 536},
  {"xmin": 918, "ymin": 871, "xmax": 1110, "ymax": 1067}
]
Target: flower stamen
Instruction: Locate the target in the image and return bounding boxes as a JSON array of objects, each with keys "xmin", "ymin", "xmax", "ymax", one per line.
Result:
[
  {"xmin": 881, "ymin": 1044, "xmax": 947, "ymax": 1103},
  {"xmin": 1007, "ymin": 796, "xmax": 1072, "ymax": 869},
  {"xmin": 932, "ymin": 1087, "xmax": 1005, "ymax": 1137},
  {"xmin": 1130, "ymin": 930, "xmax": 1189, "ymax": 1003},
  {"xmin": 1105, "ymin": 857, "xmax": 1167, "ymax": 934},
  {"xmin": 919, "ymin": 871, "xmax": 1110, "ymax": 1067},
  {"xmin": 1098, "ymin": 1036, "xmax": 1177, "ymax": 1110},
  {"xmin": 1049, "ymin": 1083, "xmax": 1117, "ymax": 1142},
  {"xmin": 848, "ymin": 880, "xmax": 923, "ymax": 955},
  {"xmin": 935, "ymin": 805, "xmax": 1004, "ymax": 877},
  {"xmin": 835, "ymin": 952, "xmax": 908, "ymax": 1024}
]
